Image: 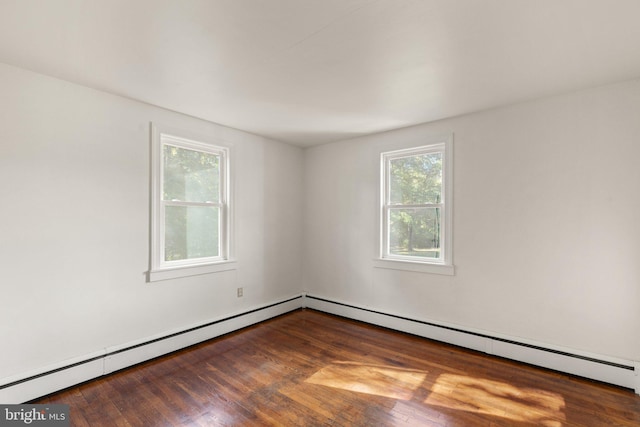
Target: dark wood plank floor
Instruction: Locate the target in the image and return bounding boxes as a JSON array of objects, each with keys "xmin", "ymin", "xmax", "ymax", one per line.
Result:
[{"xmin": 35, "ymin": 309, "xmax": 640, "ymax": 426}]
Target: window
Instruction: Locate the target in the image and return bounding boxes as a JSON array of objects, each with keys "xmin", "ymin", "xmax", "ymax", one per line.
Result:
[
  {"xmin": 150, "ymin": 124, "xmax": 234, "ymax": 281},
  {"xmin": 378, "ymin": 138, "xmax": 453, "ymax": 275}
]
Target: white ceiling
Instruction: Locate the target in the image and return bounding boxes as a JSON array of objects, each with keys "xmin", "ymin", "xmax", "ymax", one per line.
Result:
[{"xmin": 2, "ymin": 0, "xmax": 640, "ymax": 147}]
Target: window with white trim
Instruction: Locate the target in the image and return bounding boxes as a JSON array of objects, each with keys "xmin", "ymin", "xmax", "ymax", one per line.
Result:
[
  {"xmin": 150, "ymin": 125, "xmax": 234, "ymax": 281},
  {"xmin": 379, "ymin": 139, "xmax": 453, "ymax": 272}
]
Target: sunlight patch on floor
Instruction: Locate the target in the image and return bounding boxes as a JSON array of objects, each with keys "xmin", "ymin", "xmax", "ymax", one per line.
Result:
[
  {"xmin": 425, "ymin": 374, "xmax": 566, "ymax": 427},
  {"xmin": 305, "ymin": 361, "xmax": 428, "ymax": 400}
]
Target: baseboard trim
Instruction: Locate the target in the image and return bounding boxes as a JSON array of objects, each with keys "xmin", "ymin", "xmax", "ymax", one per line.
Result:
[
  {"xmin": 0, "ymin": 295, "xmax": 303, "ymax": 403},
  {"xmin": 4, "ymin": 292, "xmax": 636, "ymax": 402},
  {"xmin": 303, "ymin": 294, "xmax": 638, "ymax": 392}
]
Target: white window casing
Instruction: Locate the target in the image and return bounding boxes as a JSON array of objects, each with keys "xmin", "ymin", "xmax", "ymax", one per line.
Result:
[
  {"xmin": 149, "ymin": 123, "xmax": 235, "ymax": 282},
  {"xmin": 376, "ymin": 136, "xmax": 454, "ymax": 276}
]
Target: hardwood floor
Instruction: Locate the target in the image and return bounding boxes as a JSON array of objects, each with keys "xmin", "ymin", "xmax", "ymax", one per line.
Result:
[{"xmin": 34, "ymin": 309, "xmax": 640, "ymax": 426}]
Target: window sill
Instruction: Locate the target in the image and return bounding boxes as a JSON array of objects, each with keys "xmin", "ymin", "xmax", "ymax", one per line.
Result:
[
  {"xmin": 373, "ymin": 258, "xmax": 455, "ymax": 276},
  {"xmin": 148, "ymin": 260, "xmax": 237, "ymax": 282}
]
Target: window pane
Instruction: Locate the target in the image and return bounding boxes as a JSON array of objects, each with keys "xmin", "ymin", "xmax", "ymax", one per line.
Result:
[
  {"xmin": 389, "ymin": 208, "xmax": 441, "ymax": 259},
  {"xmin": 389, "ymin": 153, "xmax": 442, "ymax": 205},
  {"xmin": 163, "ymin": 145, "xmax": 220, "ymax": 203},
  {"xmin": 165, "ymin": 205, "xmax": 219, "ymax": 261}
]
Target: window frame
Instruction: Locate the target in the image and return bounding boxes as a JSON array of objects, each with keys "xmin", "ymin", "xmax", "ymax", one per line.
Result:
[
  {"xmin": 149, "ymin": 124, "xmax": 235, "ymax": 282},
  {"xmin": 376, "ymin": 136, "xmax": 454, "ymax": 275}
]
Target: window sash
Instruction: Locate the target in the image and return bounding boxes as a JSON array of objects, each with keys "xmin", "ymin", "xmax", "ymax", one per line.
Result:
[
  {"xmin": 162, "ymin": 143, "xmax": 222, "ymax": 204},
  {"xmin": 381, "ymin": 143, "xmax": 448, "ymax": 265},
  {"xmin": 384, "ymin": 205, "xmax": 445, "ymax": 263},
  {"xmin": 160, "ymin": 202, "xmax": 224, "ymax": 267},
  {"xmin": 152, "ymin": 129, "xmax": 230, "ymax": 272}
]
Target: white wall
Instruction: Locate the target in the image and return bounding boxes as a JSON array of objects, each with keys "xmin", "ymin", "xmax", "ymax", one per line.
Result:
[
  {"xmin": 0, "ymin": 62, "xmax": 303, "ymax": 380},
  {"xmin": 303, "ymin": 79, "xmax": 640, "ymax": 362}
]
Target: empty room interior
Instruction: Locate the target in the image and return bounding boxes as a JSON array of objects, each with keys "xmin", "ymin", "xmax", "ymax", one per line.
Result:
[{"xmin": 1, "ymin": 0, "xmax": 640, "ymax": 425}]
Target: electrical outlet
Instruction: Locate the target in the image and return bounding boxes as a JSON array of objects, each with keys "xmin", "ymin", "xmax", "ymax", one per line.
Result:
[{"xmin": 237, "ymin": 287, "xmax": 243, "ymax": 297}]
